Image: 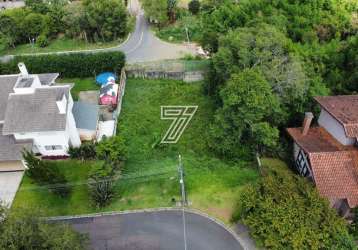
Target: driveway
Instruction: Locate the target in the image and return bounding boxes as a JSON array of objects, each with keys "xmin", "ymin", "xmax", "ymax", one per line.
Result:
[
  {"xmin": 0, "ymin": 171, "xmax": 23, "ymax": 206},
  {"xmin": 58, "ymin": 210, "xmax": 243, "ymax": 250}
]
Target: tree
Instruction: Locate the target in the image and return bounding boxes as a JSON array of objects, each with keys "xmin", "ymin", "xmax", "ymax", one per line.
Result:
[
  {"xmin": 167, "ymin": 0, "xmax": 177, "ymax": 23},
  {"xmin": 24, "ymin": 13, "xmax": 49, "ymax": 40},
  {"xmin": 0, "ymin": 205, "xmax": 86, "ymax": 249},
  {"xmin": 82, "ymin": 0, "xmax": 128, "ymax": 42},
  {"xmin": 188, "ymin": 0, "xmax": 201, "ymax": 15},
  {"xmin": 232, "ymin": 162, "xmax": 356, "ymax": 249},
  {"xmin": 22, "ymin": 150, "xmax": 71, "ymax": 197},
  {"xmin": 96, "ymin": 136, "xmax": 127, "ymax": 164},
  {"xmin": 251, "ymin": 122, "xmax": 279, "ymax": 154},
  {"xmin": 88, "ymin": 160, "xmax": 116, "ymax": 208},
  {"xmin": 207, "ymin": 24, "xmax": 314, "ymax": 125},
  {"xmin": 208, "ymin": 69, "xmax": 281, "ymax": 159},
  {"xmin": 199, "ymin": 1, "xmax": 241, "ymax": 52},
  {"xmin": 62, "ymin": 2, "xmax": 89, "ymax": 41},
  {"xmin": 142, "ymin": 0, "xmax": 169, "ymax": 26}
]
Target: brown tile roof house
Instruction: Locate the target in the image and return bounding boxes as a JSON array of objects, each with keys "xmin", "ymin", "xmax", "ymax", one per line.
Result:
[
  {"xmin": 315, "ymin": 95, "xmax": 358, "ymax": 138},
  {"xmin": 287, "ymin": 96, "xmax": 358, "ymax": 214}
]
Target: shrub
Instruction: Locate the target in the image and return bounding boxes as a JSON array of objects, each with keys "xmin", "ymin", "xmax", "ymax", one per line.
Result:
[
  {"xmin": 36, "ymin": 33, "xmax": 49, "ymax": 47},
  {"xmin": 0, "ymin": 51, "xmax": 126, "ymax": 77},
  {"xmin": 188, "ymin": 0, "xmax": 200, "ymax": 15},
  {"xmin": 232, "ymin": 162, "xmax": 356, "ymax": 249},
  {"xmin": 22, "ymin": 150, "xmax": 71, "ymax": 197},
  {"xmin": 88, "ymin": 160, "xmax": 116, "ymax": 208},
  {"xmin": 68, "ymin": 142, "xmax": 97, "ymax": 161},
  {"xmin": 0, "ymin": 205, "xmax": 87, "ymax": 249},
  {"xmin": 96, "ymin": 136, "xmax": 127, "ymax": 164}
]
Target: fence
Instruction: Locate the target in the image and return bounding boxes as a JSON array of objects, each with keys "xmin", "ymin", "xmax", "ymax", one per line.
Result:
[{"xmin": 125, "ymin": 60, "xmax": 209, "ymax": 83}]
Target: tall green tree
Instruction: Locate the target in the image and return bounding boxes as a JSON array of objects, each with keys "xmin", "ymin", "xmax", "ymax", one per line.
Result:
[
  {"xmin": 142, "ymin": 0, "xmax": 169, "ymax": 26},
  {"xmin": 22, "ymin": 150, "xmax": 71, "ymax": 197},
  {"xmin": 233, "ymin": 162, "xmax": 357, "ymax": 249},
  {"xmin": 209, "ymin": 69, "xmax": 281, "ymax": 158},
  {"xmin": 88, "ymin": 160, "xmax": 116, "ymax": 208},
  {"xmin": 0, "ymin": 206, "xmax": 86, "ymax": 250},
  {"xmin": 83, "ymin": 0, "xmax": 129, "ymax": 42}
]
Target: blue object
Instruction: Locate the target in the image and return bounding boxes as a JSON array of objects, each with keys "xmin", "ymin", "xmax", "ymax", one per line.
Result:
[{"xmin": 96, "ymin": 72, "xmax": 117, "ymax": 85}]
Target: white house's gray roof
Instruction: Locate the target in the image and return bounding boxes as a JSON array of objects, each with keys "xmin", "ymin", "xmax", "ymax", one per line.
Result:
[
  {"xmin": 72, "ymin": 101, "xmax": 99, "ymax": 131},
  {"xmin": 2, "ymin": 86, "xmax": 70, "ymax": 135},
  {"xmin": 0, "ymin": 75, "xmax": 18, "ymax": 121},
  {"xmin": 38, "ymin": 73, "xmax": 60, "ymax": 86},
  {"xmin": 0, "ymin": 125, "xmax": 33, "ymax": 161}
]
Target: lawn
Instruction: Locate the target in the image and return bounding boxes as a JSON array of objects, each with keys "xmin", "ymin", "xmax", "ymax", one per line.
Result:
[
  {"xmin": 13, "ymin": 78, "xmax": 259, "ymax": 223},
  {"xmin": 0, "ymin": 37, "xmax": 122, "ymax": 56},
  {"xmin": 57, "ymin": 78, "xmax": 100, "ymax": 101}
]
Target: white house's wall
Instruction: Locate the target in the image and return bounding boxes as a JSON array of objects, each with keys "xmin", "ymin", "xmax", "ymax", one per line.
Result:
[
  {"xmin": 14, "ymin": 131, "xmax": 69, "ymax": 156},
  {"xmin": 318, "ymin": 109, "xmax": 355, "ymax": 146},
  {"xmin": 66, "ymin": 94, "xmax": 81, "ymax": 147}
]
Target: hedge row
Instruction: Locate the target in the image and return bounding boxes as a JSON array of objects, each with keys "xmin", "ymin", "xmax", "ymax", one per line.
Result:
[{"xmin": 0, "ymin": 51, "xmax": 126, "ymax": 78}]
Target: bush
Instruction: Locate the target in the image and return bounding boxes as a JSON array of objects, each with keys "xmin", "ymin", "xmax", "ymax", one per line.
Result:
[
  {"xmin": 188, "ymin": 0, "xmax": 200, "ymax": 15},
  {"xmin": 96, "ymin": 136, "xmax": 127, "ymax": 164},
  {"xmin": 36, "ymin": 33, "xmax": 49, "ymax": 47},
  {"xmin": 0, "ymin": 51, "xmax": 126, "ymax": 77},
  {"xmin": 0, "ymin": 205, "xmax": 87, "ymax": 249},
  {"xmin": 232, "ymin": 162, "xmax": 356, "ymax": 249},
  {"xmin": 22, "ymin": 150, "xmax": 71, "ymax": 197},
  {"xmin": 88, "ymin": 160, "xmax": 116, "ymax": 208},
  {"xmin": 68, "ymin": 142, "xmax": 97, "ymax": 161}
]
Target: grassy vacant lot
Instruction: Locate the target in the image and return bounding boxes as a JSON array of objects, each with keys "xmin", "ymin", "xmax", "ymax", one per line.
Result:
[
  {"xmin": 0, "ymin": 38, "xmax": 121, "ymax": 56},
  {"xmin": 13, "ymin": 78, "xmax": 258, "ymax": 222}
]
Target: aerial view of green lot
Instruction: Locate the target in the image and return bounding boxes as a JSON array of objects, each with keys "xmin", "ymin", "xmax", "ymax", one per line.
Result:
[{"xmin": 13, "ymin": 78, "xmax": 258, "ymax": 222}]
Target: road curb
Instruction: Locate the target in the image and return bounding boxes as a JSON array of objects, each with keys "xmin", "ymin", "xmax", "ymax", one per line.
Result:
[{"xmin": 47, "ymin": 207, "xmax": 255, "ymax": 250}]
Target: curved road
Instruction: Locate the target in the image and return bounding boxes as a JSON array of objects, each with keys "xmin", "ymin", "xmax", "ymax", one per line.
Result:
[
  {"xmin": 58, "ymin": 210, "xmax": 243, "ymax": 250},
  {"xmin": 117, "ymin": 0, "xmax": 196, "ymax": 63},
  {"xmin": 0, "ymin": 0, "xmax": 196, "ymax": 63}
]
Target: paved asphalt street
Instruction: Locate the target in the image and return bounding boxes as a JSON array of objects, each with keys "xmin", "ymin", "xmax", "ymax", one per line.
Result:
[
  {"xmin": 117, "ymin": 0, "xmax": 196, "ymax": 63},
  {"xmin": 59, "ymin": 210, "xmax": 243, "ymax": 250}
]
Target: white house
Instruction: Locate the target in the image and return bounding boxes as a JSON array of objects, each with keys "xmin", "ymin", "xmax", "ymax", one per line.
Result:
[{"xmin": 0, "ymin": 63, "xmax": 81, "ymax": 166}]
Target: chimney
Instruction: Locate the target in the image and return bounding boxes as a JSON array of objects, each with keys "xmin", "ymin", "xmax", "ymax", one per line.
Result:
[
  {"xmin": 302, "ymin": 112, "xmax": 314, "ymax": 136},
  {"xmin": 18, "ymin": 63, "xmax": 28, "ymax": 76}
]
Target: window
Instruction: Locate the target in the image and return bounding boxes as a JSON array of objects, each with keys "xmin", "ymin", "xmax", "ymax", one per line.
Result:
[
  {"xmin": 45, "ymin": 145, "xmax": 63, "ymax": 151},
  {"xmin": 295, "ymin": 150, "xmax": 310, "ymax": 177}
]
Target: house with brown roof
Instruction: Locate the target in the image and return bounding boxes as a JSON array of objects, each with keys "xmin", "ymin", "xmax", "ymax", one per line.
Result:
[{"xmin": 287, "ymin": 96, "xmax": 358, "ymax": 218}]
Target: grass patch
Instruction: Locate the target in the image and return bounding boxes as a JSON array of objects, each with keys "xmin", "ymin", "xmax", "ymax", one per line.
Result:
[
  {"xmin": 155, "ymin": 14, "xmax": 201, "ymax": 43},
  {"xmin": 0, "ymin": 37, "xmax": 122, "ymax": 56},
  {"xmin": 116, "ymin": 78, "xmax": 259, "ymax": 222},
  {"xmin": 57, "ymin": 77, "xmax": 100, "ymax": 101},
  {"xmin": 13, "ymin": 78, "xmax": 258, "ymax": 222}
]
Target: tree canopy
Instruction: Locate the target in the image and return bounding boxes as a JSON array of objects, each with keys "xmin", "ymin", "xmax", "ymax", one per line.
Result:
[
  {"xmin": 0, "ymin": 206, "xmax": 86, "ymax": 250},
  {"xmin": 232, "ymin": 162, "xmax": 356, "ymax": 249},
  {"xmin": 209, "ymin": 69, "xmax": 281, "ymax": 158}
]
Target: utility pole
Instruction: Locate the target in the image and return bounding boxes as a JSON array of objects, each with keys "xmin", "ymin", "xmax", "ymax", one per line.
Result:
[
  {"xmin": 178, "ymin": 154, "xmax": 188, "ymax": 250},
  {"xmin": 178, "ymin": 154, "xmax": 187, "ymax": 206},
  {"xmin": 185, "ymin": 26, "xmax": 190, "ymax": 44}
]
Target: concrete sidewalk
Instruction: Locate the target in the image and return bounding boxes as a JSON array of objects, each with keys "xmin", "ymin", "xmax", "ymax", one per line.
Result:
[{"xmin": 0, "ymin": 171, "xmax": 23, "ymax": 206}]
